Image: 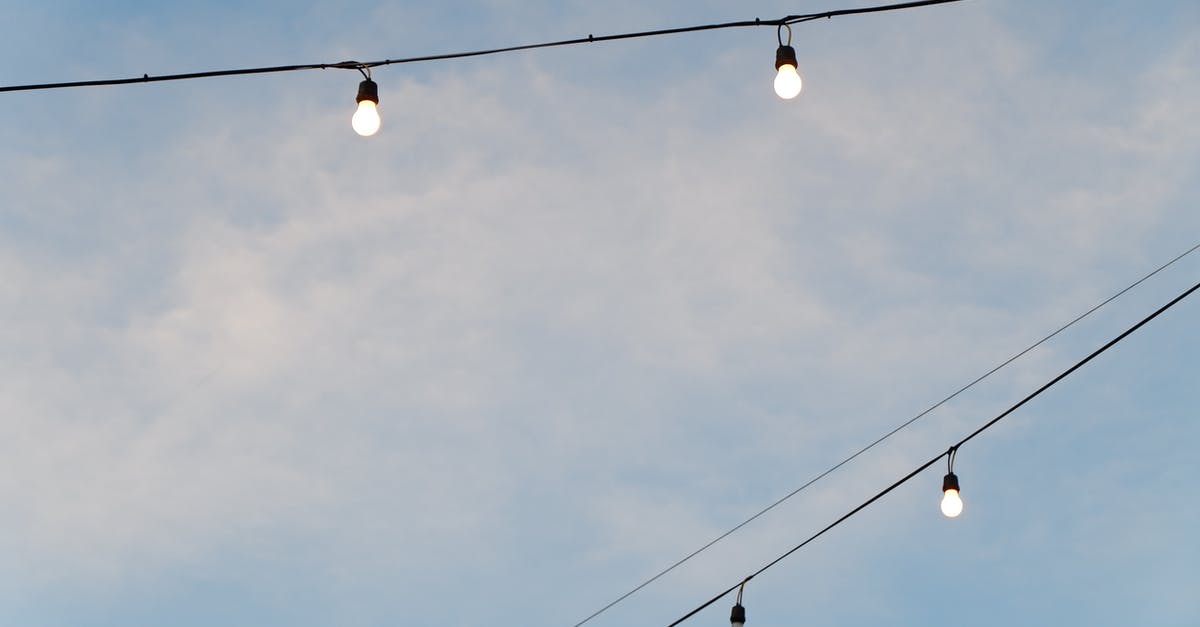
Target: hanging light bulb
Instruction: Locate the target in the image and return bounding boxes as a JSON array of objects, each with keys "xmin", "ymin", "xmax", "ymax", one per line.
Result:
[
  {"xmin": 940, "ymin": 446, "xmax": 963, "ymax": 518},
  {"xmin": 730, "ymin": 582, "xmax": 748, "ymax": 627},
  {"xmin": 352, "ymin": 71, "xmax": 381, "ymax": 137},
  {"xmin": 773, "ymin": 24, "xmax": 802, "ymax": 99},
  {"xmin": 774, "ymin": 48, "xmax": 802, "ymax": 99},
  {"xmin": 941, "ymin": 472, "xmax": 963, "ymax": 518}
]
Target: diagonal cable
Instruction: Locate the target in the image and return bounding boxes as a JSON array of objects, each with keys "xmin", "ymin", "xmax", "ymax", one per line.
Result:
[
  {"xmin": 666, "ymin": 276, "xmax": 1200, "ymax": 626},
  {"xmin": 573, "ymin": 239, "xmax": 1200, "ymax": 627}
]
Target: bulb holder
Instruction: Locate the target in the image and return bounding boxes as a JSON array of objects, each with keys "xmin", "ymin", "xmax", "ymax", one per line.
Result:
[
  {"xmin": 775, "ymin": 45, "xmax": 798, "ymax": 71},
  {"xmin": 730, "ymin": 603, "xmax": 746, "ymax": 627},
  {"xmin": 356, "ymin": 78, "xmax": 379, "ymax": 105},
  {"xmin": 942, "ymin": 472, "xmax": 960, "ymax": 493}
]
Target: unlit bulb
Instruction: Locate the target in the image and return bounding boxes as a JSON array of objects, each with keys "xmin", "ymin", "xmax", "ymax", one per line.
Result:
[
  {"xmin": 774, "ymin": 64, "xmax": 802, "ymax": 99},
  {"xmin": 352, "ymin": 100, "xmax": 380, "ymax": 136}
]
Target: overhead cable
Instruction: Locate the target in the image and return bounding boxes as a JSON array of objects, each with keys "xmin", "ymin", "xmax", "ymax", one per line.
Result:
[
  {"xmin": 665, "ymin": 277, "xmax": 1200, "ymax": 627},
  {"xmin": 0, "ymin": 0, "xmax": 966, "ymax": 93},
  {"xmin": 572, "ymin": 239, "xmax": 1200, "ymax": 627}
]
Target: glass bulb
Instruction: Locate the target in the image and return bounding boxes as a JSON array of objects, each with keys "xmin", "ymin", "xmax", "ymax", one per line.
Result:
[
  {"xmin": 774, "ymin": 64, "xmax": 802, "ymax": 100},
  {"xmin": 352, "ymin": 100, "xmax": 381, "ymax": 136},
  {"xmin": 940, "ymin": 489, "xmax": 963, "ymax": 518}
]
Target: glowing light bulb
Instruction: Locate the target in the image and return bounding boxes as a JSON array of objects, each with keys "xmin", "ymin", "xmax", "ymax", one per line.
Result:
[
  {"xmin": 941, "ymin": 489, "xmax": 963, "ymax": 518},
  {"xmin": 774, "ymin": 64, "xmax": 802, "ymax": 99},
  {"xmin": 352, "ymin": 100, "xmax": 380, "ymax": 136},
  {"xmin": 352, "ymin": 78, "xmax": 381, "ymax": 137},
  {"xmin": 773, "ymin": 45, "xmax": 802, "ymax": 100},
  {"xmin": 940, "ymin": 472, "xmax": 962, "ymax": 518}
]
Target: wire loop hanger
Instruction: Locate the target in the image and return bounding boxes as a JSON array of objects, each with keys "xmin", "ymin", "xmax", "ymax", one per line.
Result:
[{"xmin": 777, "ymin": 23, "xmax": 793, "ymax": 47}]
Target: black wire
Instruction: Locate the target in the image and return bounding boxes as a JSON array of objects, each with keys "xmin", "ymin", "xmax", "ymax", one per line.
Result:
[
  {"xmin": 0, "ymin": 0, "xmax": 966, "ymax": 94},
  {"xmin": 667, "ymin": 454, "xmax": 945, "ymax": 624},
  {"xmin": 783, "ymin": 0, "xmax": 968, "ymax": 24},
  {"xmin": 953, "ymin": 280, "xmax": 1200, "ymax": 450},
  {"xmin": 0, "ymin": 61, "xmax": 365, "ymax": 92},
  {"xmin": 665, "ymin": 278, "xmax": 1200, "ymax": 627},
  {"xmin": 572, "ymin": 239, "xmax": 1200, "ymax": 627}
]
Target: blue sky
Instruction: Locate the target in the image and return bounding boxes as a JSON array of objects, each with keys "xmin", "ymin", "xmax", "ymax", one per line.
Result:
[{"xmin": 1, "ymin": 1, "xmax": 1198, "ymax": 626}]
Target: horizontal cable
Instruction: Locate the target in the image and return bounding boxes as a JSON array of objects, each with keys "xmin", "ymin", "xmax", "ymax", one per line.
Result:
[
  {"xmin": 666, "ymin": 277, "xmax": 1200, "ymax": 626},
  {"xmin": 1, "ymin": 0, "xmax": 966, "ymax": 93}
]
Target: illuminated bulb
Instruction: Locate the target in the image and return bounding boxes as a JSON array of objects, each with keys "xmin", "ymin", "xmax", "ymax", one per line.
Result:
[
  {"xmin": 353, "ymin": 100, "xmax": 380, "ymax": 136},
  {"xmin": 352, "ymin": 79, "xmax": 381, "ymax": 137},
  {"xmin": 940, "ymin": 472, "xmax": 963, "ymax": 518},
  {"xmin": 773, "ymin": 45, "xmax": 802, "ymax": 99},
  {"xmin": 941, "ymin": 489, "xmax": 963, "ymax": 518},
  {"xmin": 774, "ymin": 65, "xmax": 802, "ymax": 99}
]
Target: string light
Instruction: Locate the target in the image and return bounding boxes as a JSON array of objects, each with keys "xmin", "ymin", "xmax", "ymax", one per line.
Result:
[
  {"xmin": 773, "ymin": 25, "xmax": 803, "ymax": 99},
  {"xmin": 574, "ymin": 242, "xmax": 1200, "ymax": 627},
  {"xmin": 941, "ymin": 446, "xmax": 963, "ymax": 518},
  {"xmin": 352, "ymin": 67, "xmax": 381, "ymax": 137},
  {"xmin": 664, "ymin": 279, "xmax": 1200, "ymax": 627},
  {"xmin": 0, "ymin": 1, "xmax": 970, "ymax": 137}
]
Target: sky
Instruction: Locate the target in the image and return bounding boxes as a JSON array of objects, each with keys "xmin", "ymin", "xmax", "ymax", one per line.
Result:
[{"xmin": 1, "ymin": 1, "xmax": 1198, "ymax": 626}]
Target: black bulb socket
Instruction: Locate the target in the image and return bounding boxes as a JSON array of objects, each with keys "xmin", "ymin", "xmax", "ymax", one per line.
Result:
[
  {"xmin": 356, "ymin": 79, "xmax": 379, "ymax": 105},
  {"xmin": 775, "ymin": 45, "xmax": 798, "ymax": 71},
  {"xmin": 942, "ymin": 472, "xmax": 960, "ymax": 493},
  {"xmin": 730, "ymin": 603, "xmax": 746, "ymax": 626}
]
